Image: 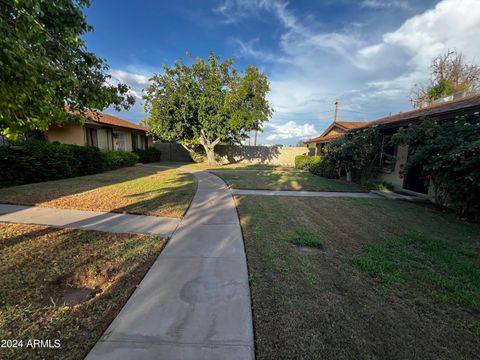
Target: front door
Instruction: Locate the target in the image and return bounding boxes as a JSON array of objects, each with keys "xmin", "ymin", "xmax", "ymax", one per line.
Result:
[{"xmin": 404, "ymin": 163, "xmax": 429, "ymax": 194}]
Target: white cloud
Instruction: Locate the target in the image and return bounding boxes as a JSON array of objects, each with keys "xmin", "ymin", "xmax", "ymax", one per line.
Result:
[
  {"xmin": 216, "ymin": 0, "xmax": 480, "ymax": 144},
  {"xmin": 354, "ymin": 0, "xmax": 480, "ymax": 93},
  {"xmin": 264, "ymin": 121, "xmax": 317, "ymax": 140},
  {"xmin": 360, "ymin": 0, "xmax": 410, "ymax": 9},
  {"xmin": 104, "ymin": 68, "xmax": 155, "ymax": 122}
]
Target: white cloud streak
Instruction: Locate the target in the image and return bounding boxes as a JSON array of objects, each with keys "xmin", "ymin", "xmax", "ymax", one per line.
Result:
[{"xmin": 217, "ymin": 0, "xmax": 480, "ymax": 143}]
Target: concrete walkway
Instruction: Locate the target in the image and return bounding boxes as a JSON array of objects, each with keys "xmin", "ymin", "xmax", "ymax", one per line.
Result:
[
  {"xmin": 232, "ymin": 189, "xmax": 380, "ymax": 198},
  {"xmin": 87, "ymin": 170, "xmax": 254, "ymax": 359},
  {"xmin": 0, "ymin": 204, "xmax": 179, "ymax": 237}
]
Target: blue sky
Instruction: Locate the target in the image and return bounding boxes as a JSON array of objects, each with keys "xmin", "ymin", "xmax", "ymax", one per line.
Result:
[{"xmin": 83, "ymin": 0, "xmax": 480, "ymax": 145}]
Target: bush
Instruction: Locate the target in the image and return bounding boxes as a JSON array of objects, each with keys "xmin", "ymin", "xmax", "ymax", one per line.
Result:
[
  {"xmin": 133, "ymin": 147, "xmax": 161, "ymax": 163},
  {"xmin": 295, "ymin": 155, "xmax": 321, "ymax": 170},
  {"xmin": 295, "ymin": 155, "xmax": 310, "ymax": 169},
  {"xmin": 0, "ymin": 141, "xmax": 138, "ymax": 187},
  {"xmin": 101, "ymin": 150, "xmax": 139, "ymax": 170},
  {"xmin": 393, "ymin": 114, "xmax": 480, "ymax": 218},
  {"xmin": 309, "ymin": 158, "xmax": 338, "ymax": 178},
  {"xmin": 366, "ymin": 181, "xmax": 394, "ymax": 191},
  {"xmin": 313, "ymin": 128, "xmax": 383, "ymax": 184},
  {"xmin": 310, "ymin": 156, "xmax": 322, "ymax": 167}
]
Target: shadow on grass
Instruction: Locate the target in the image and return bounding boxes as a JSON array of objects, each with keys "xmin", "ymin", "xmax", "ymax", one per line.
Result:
[
  {"xmin": 0, "ymin": 166, "xmax": 197, "ymax": 218},
  {"xmin": 0, "ymin": 167, "xmax": 161, "ymax": 204}
]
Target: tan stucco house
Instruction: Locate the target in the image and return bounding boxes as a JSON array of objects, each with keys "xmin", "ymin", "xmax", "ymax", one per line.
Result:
[
  {"xmin": 46, "ymin": 112, "xmax": 153, "ymax": 151},
  {"xmin": 305, "ymin": 94, "xmax": 480, "ymax": 197}
]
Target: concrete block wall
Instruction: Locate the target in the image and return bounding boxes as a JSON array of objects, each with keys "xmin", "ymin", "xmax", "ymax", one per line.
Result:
[
  {"xmin": 215, "ymin": 145, "xmax": 307, "ymax": 166},
  {"xmin": 153, "ymin": 142, "xmax": 308, "ymax": 166}
]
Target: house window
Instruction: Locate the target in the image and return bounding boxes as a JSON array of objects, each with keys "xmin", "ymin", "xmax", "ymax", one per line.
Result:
[
  {"xmin": 380, "ymin": 135, "xmax": 396, "ymax": 171},
  {"xmin": 132, "ymin": 134, "xmax": 147, "ymax": 150},
  {"xmin": 132, "ymin": 133, "xmax": 137, "ymax": 150},
  {"xmin": 85, "ymin": 127, "xmax": 98, "ymax": 147},
  {"xmin": 116, "ymin": 132, "xmax": 126, "ymax": 151}
]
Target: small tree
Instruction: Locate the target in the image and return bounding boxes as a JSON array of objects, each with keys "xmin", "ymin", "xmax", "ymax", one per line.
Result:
[
  {"xmin": 410, "ymin": 50, "xmax": 480, "ymax": 108},
  {"xmin": 143, "ymin": 52, "xmax": 273, "ymax": 164},
  {"xmin": 0, "ymin": 0, "xmax": 135, "ymax": 138}
]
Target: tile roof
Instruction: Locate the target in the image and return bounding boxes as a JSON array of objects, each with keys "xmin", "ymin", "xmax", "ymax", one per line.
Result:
[
  {"xmin": 305, "ymin": 121, "xmax": 369, "ymax": 144},
  {"xmin": 305, "ymin": 94, "xmax": 480, "ymax": 144},
  {"xmin": 84, "ymin": 111, "xmax": 149, "ymax": 132},
  {"xmin": 353, "ymin": 93, "xmax": 480, "ymax": 131},
  {"xmin": 335, "ymin": 121, "xmax": 370, "ymax": 129},
  {"xmin": 305, "ymin": 133, "xmax": 343, "ymax": 144}
]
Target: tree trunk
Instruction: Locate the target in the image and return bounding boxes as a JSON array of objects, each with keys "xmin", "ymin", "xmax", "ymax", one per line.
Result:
[
  {"xmin": 204, "ymin": 145, "xmax": 216, "ymax": 165},
  {"xmin": 200, "ymin": 129, "xmax": 220, "ymax": 165}
]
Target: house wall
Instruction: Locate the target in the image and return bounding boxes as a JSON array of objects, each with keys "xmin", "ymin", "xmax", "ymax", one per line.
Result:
[
  {"xmin": 378, "ymin": 144, "xmax": 408, "ymax": 190},
  {"xmin": 47, "ymin": 123, "xmax": 85, "ymax": 146},
  {"xmin": 47, "ymin": 123, "xmax": 152, "ymax": 152},
  {"xmin": 327, "ymin": 128, "xmax": 344, "ymax": 137}
]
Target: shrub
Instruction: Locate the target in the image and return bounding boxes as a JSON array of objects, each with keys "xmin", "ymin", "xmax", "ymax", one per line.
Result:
[
  {"xmin": 393, "ymin": 114, "xmax": 480, "ymax": 218},
  {"xmin": 133, "ymin": 147, "xmax": 161, "ymax": 163},
  {"xmin": 309, "ymin": 158, "xmax": 338, "ymax": 178},
  {"xmin": 101, "ymin": 150, "xmax": 139, "ymax": 170},
  {"xmin": 310, "ymin": 156, "xmax": 322, "ymax": 167},
  {"xmin": 314, "ymin": 128, "xmax": 383, "ymax": 184},
  {"xmin": 0, "ymin": 141, "xmax": 138, "ymax": 187},
  {"xmin": 295, "ymin": 155, "xmax": 310, "ymax": 169},
  {"xmin": 366, "ymin": 181, "xmax": 394, "ymax": 191}
]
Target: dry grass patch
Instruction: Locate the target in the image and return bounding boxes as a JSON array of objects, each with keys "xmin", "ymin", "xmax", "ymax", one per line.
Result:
[
  {"xmin": 0, "ymin": 223, "xmax": 165, "ymax": 360},
  {"xmin": 0, "ymin": 166, "xmax": 196, "ymax": 218}
]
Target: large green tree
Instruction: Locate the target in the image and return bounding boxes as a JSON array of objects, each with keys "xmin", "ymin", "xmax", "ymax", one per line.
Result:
[
  {"xmin": 143, "ymin": 52, "xmax": 273, "ymax": 164},
  {"xmin": 0, "ymin": 0, "xmax": 135, "ymax": 138}
]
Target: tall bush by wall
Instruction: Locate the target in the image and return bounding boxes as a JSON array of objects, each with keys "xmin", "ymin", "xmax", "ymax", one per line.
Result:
[
  {"xmin": 0, "ymin": 141, "xmax": 139, "ymax": 187},
  {"xmin": 392, "ymin": 114, "xmax": 480, "ymax": 218},
  {"xmin": 310, "ymin": 128, "xmax": 383, "ymax": 185}
]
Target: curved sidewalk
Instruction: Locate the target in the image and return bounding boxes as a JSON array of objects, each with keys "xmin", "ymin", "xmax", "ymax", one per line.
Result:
[{"xmin": 87, "ymin": 170, "xmax": 254, "ymax": 359}]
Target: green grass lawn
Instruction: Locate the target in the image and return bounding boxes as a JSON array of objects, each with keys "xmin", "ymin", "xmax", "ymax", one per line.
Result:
[
  {"xmin": 236, "ymin": 196, "xmax": 480, "ymax": 359},
  {"xmin": 0, "ymin": 223, "xmax": 166, "ymax": 360},
  {"xmin": 0, "ymin": 166, "xmax": 196, "ymax": 218},
  {"xmin": 213, "ymin": 169, "xmax": 365, "ymax": 192}
]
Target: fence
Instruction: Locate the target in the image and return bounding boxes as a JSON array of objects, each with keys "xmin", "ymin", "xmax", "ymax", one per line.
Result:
[{"xmin": 153, "ymin": 142, "xmax": 308, "ymax": 166}]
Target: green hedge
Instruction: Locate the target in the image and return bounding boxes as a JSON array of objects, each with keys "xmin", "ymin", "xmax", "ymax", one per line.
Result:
[
  {"xmin": 0, "ymin": 141, "xmax": 139, "ymax": 187},
  {"xmin": 295, "ymin": 155, "xmax": 321, "ymax": 170},
  {"xmin": 101, "ymin": 150, "xmax": 139, "ymax": 170},
  {"xmin": 295, "ymin": 155, "xmax": 309, "ymax": 169},
  {"xmin": 309, "ymin": 158, "xmax": 338, "ymax": 178},
  {"xmin": 133, "ymin": 147, "xmax": 161, "ymax": 163}
]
